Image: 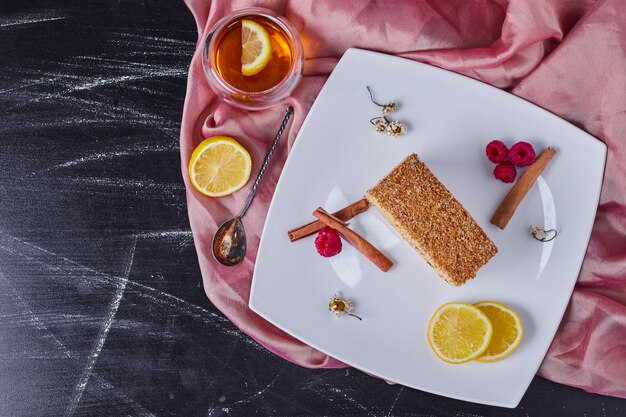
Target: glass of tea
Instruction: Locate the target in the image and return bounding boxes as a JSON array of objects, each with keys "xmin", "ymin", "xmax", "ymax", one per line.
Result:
[{"xmin": 202, "ymin": 8, "xmax": 304, "ymax": 110}]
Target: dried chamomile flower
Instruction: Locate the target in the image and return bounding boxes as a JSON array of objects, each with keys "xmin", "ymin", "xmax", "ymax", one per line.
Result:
[
  {"xmin": 329, "ymin": 294, "xmax": 362, "ymax": 320},
  {"xmin": 370, "ymin": 116, "xmax": 388, "ymax": 133},
  {"xmin": 367, "ymin": 86, "xmax": 399, "ymax": 114},
  {"xmin": 530, "ymin": 225, "xmax": 558, "ymax": 242},
  {"xmin": 382, "ymin": 102, "xmax": 398, "ymax": 115},
  {"xmin": 386, "ymin": 120, "xmax": 407, "ymax": 137},
  {"xmin": 367, "ymin": 86, "xmax": 408, "ymax": 137}
]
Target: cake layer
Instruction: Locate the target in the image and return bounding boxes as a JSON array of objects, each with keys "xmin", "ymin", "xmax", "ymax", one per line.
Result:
[{"xmin": 365, "ymin": 153, "xmax": 497, "ymax": 285}]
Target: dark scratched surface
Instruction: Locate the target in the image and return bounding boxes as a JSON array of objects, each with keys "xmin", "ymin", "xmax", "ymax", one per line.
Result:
[{"xmin": 0, "ymin": 1, "xmax": 624, "ymax": 416}]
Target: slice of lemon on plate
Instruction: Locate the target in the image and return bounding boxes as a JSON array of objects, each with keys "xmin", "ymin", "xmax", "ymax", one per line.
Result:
[
  {"xmin": 474, "ymin": 301, "xmax": 524, "ymax": 362},
  {"xmin": 188, "ymin": 136, "xmax": 252, "ymax": 197},
  {"xmin": 427, "ymin": 302, "xmax": 493, "ymax": 364},
  {"xmin": 241, "ymin": 19, "xmax": 272, "ymax": 76}
]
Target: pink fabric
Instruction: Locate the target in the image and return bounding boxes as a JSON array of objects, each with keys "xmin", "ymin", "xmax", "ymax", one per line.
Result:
[{"xmin": 180, "ymin": 0, "xmax": 626, "ymax": 397}]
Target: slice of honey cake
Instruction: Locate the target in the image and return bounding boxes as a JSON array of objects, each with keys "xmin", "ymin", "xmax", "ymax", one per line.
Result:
[{"xmin": 365, "ymin": 154, "xmax": 497, "ymax": 286}]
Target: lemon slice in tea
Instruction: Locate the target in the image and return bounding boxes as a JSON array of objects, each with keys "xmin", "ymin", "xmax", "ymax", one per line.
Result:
[{"xmin": 241, "ymin": 19, "xmax": 272, "ymax": 76}]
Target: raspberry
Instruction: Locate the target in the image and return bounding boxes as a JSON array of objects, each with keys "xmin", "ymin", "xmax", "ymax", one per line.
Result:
[
  {"xmin": 485, "ymin": 140, "xmax": 508, "ymax": 163},
  {"xmin": 315, "ymin": 227, "xmax": 342, "ymax": 257},
  {"xmin": 494, "ymin": 161, "xmax": 517, "ymax": 183},
  {"xmin": 509, "ymin": 141, "xmax": 536, "ymax": 167}
]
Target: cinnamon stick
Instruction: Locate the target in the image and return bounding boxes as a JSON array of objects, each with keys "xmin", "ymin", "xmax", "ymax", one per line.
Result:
[
  {"xmin": 288, "ymin": 198, "xmax": 369, "ymax": 242},
  {"xmin": 491, "ymin": 147, "xmax": 557, "ymax": 229},
  {"xmin": 313, "ymin": 207, "xmax": 393, "ymax": 272}
]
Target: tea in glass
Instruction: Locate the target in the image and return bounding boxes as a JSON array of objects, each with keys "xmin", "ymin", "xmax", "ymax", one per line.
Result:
[{"xmin": 203, "ymin": 8, "xmax": 303, "ymax": 109}]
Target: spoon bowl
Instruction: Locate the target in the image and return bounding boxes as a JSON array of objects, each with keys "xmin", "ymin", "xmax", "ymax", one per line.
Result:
[{"xmin": 212, "ymin": 217, "xmax": 247, "ymax": 266}]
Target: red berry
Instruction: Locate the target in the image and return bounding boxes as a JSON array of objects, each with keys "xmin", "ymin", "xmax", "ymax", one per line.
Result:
[
  {"xmin": 494, "ymin": 162, "xmax": 517, "ymax": 183},
  {"xmin": 485, "ymin": 140, "xmax": 508, "ymax": 163},
  {"xmin": 315, "ymin": 227, "xmax": 342, "ymax": 257},
  {"xmin": 509, "ymin": 141, "xmax": 536, "ymax": 167}
]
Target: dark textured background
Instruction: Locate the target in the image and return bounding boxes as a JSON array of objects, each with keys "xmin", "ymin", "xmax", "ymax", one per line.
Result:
[{"xmin": 0, "ymin": 1, "xmax": 624, "ymax": 416}]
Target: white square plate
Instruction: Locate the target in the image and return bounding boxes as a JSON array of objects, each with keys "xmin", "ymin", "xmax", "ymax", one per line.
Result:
[{"xmin": 249, "ymin": 48, "xmax": 606, "ymax": 407}]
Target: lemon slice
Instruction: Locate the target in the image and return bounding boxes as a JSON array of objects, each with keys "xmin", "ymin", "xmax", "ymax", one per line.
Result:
[
  {"xmin": 241, "ymin": 19, "xmax": 272, "ymax": 76},
  {"xmin": 474, "ymin": 301, "xmax": 524, "ymax": 362},
  {"xmin": 188, "ymin": 136, "xmax": 252, "ymax": 197},
  {"xmin": 427, "ymin": 302, "xmax": 493, "ymax": 364}
]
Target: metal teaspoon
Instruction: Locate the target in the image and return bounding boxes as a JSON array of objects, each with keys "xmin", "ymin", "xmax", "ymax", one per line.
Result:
[{"xmin": 212, "ymin": 106, "xmax": 294, "ymax": 266}]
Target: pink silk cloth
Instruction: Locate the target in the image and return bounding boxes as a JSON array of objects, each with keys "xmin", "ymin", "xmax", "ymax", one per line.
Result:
[{"xmin": 180, "ymin": 0, "xmax": 626, "ymax": 398}]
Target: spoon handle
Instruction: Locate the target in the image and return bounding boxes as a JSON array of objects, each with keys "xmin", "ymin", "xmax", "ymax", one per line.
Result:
[{"xmin": 237, "ymin": 106, "xmax": 294, "ymax": 219}]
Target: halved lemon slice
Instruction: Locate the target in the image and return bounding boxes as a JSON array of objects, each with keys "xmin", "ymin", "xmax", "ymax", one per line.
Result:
[
  {"xmin": 188, "ymin": 136, "xmax": 252, "ymax": 197},
  {"xmin": 241, "ymin": 19, "xmax": 272, "ymax": 76},
  {"xmin": 474, "ymin": 301, "xmax": 524, "ymax": 362},
  {"xmin": 427, "ymin": 302, "xmax": 493, "ymax": 364}
]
